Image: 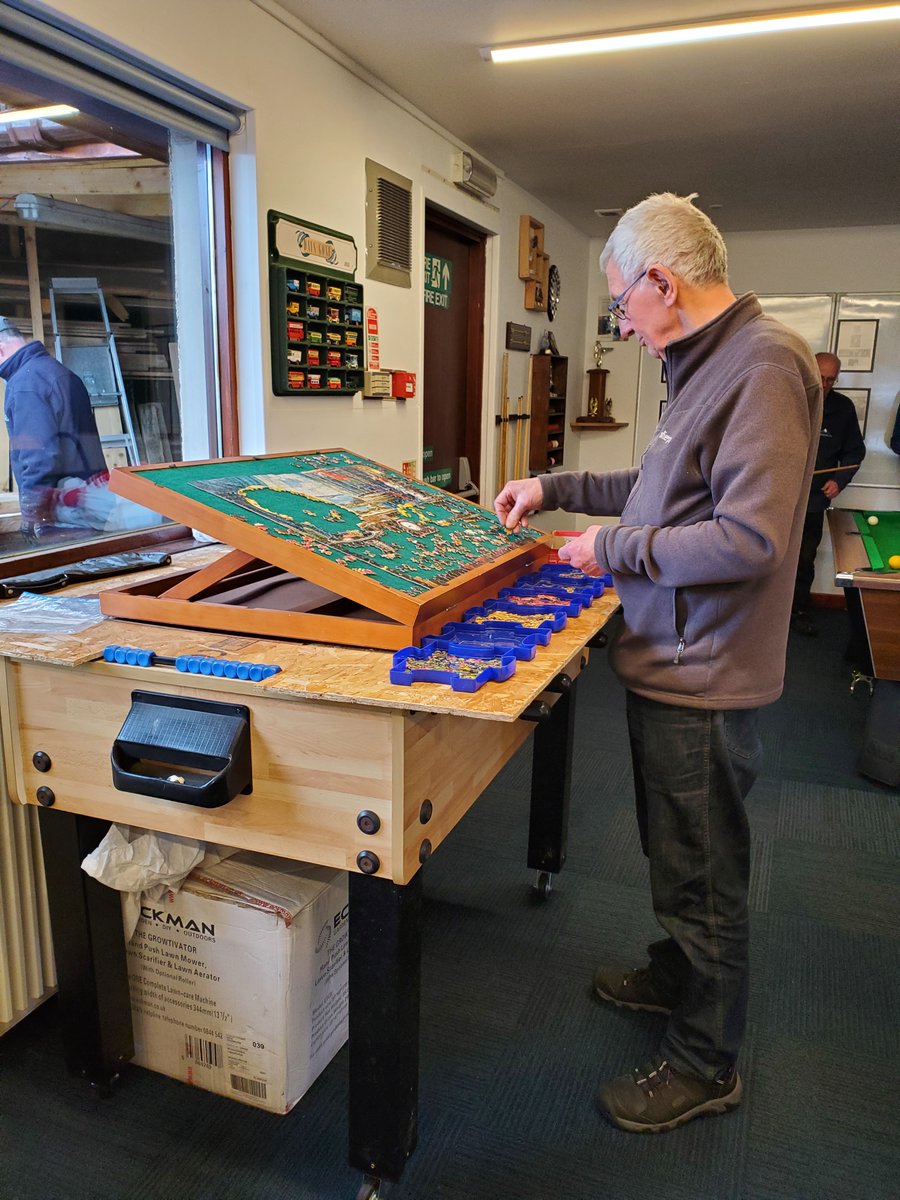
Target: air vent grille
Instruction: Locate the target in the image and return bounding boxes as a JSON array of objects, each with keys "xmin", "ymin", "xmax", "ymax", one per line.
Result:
[
  {"xmin": 376, "ymin": 177, "xmax": 412, "ymax": 271},
  {"xmin": 365, "ymin": 159, "xmax": 413, "ymax": 288}
]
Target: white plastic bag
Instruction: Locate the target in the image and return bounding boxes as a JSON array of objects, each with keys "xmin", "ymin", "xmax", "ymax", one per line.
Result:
[{"xmin": 81, "ymin": 823, "xmax": 233, "ymax": 939}]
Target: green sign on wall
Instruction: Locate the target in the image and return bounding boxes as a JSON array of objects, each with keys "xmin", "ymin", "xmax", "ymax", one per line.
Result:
[
  {"xmin": 423, "ymin": 467, "xmax": 451, "ymax": 487},
  {"xmin": 424, "ymin": 254, "xmax": 452, "ymax": 309}
]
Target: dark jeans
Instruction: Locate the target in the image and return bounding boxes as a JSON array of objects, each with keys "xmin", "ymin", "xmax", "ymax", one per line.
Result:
[
  {"xmin": 793, "ymin": 508, "xmax": 825, "ymax": 612},
  {"xmin": 626, "ymin": 690, "xmax": 762, "ymax": 1081}
]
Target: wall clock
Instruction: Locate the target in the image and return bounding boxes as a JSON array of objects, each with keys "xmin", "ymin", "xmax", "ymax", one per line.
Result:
[{"xmin": 547, "ymin": 263, "xmax": 561, "ymax": 321}]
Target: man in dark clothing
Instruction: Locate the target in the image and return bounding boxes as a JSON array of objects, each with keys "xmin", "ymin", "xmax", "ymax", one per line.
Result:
[
  {"xmin": 495, "ymin": 193, "xmax": 821, "ymax": 1135},
  {"xmin": 791, "ymin": 352, "xmax": 866, "ymax": 636},
  {"xmin": 0, "ymin": 317, "xmax": 108, "ymax": 537}
]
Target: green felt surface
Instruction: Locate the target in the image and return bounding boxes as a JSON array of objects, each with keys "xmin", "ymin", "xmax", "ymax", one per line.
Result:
[
  {"xmin": 132, "ymin": 450, "xmax": 538, "ymax": 597},
  {"xmin": 851, "ymin": 510, "xmax": 900, "ymax": 572}
]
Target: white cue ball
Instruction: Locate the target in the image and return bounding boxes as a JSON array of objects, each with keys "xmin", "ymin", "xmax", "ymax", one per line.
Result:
[{"xmin": 867, "ymin": 515, "xmax": 879, "ymax": 526}]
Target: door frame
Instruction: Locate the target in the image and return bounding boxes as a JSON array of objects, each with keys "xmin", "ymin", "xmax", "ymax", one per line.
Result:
[{"xmin": 423, "ymin": 205, "xmax": 486, "ymax": 489}]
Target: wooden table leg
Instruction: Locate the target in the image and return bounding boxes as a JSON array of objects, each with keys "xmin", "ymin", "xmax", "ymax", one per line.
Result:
[
  {"xmin": 37, "ymin": 809, "xmax": 133, "ymax": 1090},
  {"xmin": 348, "ymin": 870, "xmax": 422, "ymax": 1188},
  {"xmin": 527, "ymin": 672, "xmax": 578, "ymax": 896}
]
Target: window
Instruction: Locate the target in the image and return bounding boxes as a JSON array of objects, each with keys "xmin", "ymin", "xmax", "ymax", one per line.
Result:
[{"xmin": 0, "ymin": 6, "xmax": 240, "ymax": 569}]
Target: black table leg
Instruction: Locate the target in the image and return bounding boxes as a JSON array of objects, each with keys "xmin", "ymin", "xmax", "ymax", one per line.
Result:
[
  {"xmin": 527, "ymin": 672, "xmax": 578, "ymax": 895},
  {"xmin": 38, "ymin": 809, "xmax": 133, "ymax": 1089},
  {"xmin": 348, "ymin": 870, "xmax": 422, "ymax": 1187}
]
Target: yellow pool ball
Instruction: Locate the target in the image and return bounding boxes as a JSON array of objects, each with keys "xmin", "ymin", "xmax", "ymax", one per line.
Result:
[
  {"xmin": 888, "ymin": 555, "xmax": 900, "ymax": 570},
  {"xmin": 867, "ymin": 515, "xmax": 879, "ymax": 526}
]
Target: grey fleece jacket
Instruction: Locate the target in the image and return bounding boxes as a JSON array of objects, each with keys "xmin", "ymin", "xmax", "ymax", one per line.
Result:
[{"xmin": 542, "ymin": 294, "xmax": 822, "ymax": 710}]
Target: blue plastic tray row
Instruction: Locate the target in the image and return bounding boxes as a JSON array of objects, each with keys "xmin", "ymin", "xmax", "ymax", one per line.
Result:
[{"xmin": 390, "ymin": 564, "xmax": 613, "ymax": 693}]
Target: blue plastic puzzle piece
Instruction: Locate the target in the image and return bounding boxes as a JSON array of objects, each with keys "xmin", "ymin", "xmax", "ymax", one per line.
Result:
[
  {"xmin": 497, "ymin": 586, "xmax": 582, "ymax": 618},
  {"xmin": 476, "ymin": 599, "xmax": 568, "ymax": 631},
  {"xmin": 390, "ymin": 640, "xmax": 517, "ymax": 692},
  {"xmin": 456, "ymin": 613, "xmax": 553, "ymax": 646},
  {"xmin": 539, "ymin": 564, "xmax": 612, "ymax": 591},
  {"xmin": 425, "ymin": 624, "xmax": 538, "ymax": 661},
  {"xmin": 512, "ymin": 575, "xmax": 595, "ymax": 608}
]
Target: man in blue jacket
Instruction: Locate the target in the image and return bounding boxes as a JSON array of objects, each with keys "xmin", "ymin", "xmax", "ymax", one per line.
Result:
[
  {"xmin": 0, "ymin": 316, "xmax": 107, "ymax": 538},
  {"xmin": 790, "ymin": 352, "xmax": 866, "ymax": 636}
]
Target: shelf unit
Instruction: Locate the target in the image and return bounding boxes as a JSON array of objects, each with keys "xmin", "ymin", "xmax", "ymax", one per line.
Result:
[
  {"xmin": 529, "ymin": 354, "xmax": 567, "ymax": 472},
  {"xmin": 270, "ymin": 267, "xmax": 365, "ymax": 396},
  {"xmin": 518, "ymin": 214, "xmax": 549, "ymax": 312}
]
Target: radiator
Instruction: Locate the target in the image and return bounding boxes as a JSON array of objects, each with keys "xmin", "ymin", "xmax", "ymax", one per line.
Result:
[{"xmin": 0, "ymin": 751, "xmax": 56, "ymax": 1034}]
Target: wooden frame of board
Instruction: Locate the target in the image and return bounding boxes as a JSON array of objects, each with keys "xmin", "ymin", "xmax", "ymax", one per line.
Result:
[{"xmin": 101, "ymin": 449, "xmax": 550, "ymax": 650}]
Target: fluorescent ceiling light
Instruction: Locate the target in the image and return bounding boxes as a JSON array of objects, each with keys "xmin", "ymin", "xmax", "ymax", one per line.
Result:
[
  {"xmin": 0, "ymin": 104, "xmax": 79, "ymax": 124},
  {"xmin": 483, "ymin": 5, "xmax": 900, "ymax": 62}
]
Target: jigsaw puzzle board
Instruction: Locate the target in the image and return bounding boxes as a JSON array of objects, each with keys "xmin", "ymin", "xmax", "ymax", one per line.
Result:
[{"xmin": 107, "ymin": 450, "xmax": 548, "ymax": 639}]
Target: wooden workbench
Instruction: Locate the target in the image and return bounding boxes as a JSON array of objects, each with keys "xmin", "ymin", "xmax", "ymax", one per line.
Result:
[{"xmin": 0, "ymin": 543, "xmax": 619, "ymax": 1197}]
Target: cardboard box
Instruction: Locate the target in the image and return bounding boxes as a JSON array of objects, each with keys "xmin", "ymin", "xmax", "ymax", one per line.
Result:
[{"xmin": 126, "ymin": 851, "xmax": 348, "ymax": 1113}]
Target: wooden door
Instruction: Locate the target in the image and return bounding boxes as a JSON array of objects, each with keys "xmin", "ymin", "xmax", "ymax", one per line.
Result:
[{"xmin": 423, "ymin": 208, "xmax": 486, "ymax": 493}]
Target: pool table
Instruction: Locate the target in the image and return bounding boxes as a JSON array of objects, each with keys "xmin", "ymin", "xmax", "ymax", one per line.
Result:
[{"xmin": 827, "ymin": 508, "xmax": 900, "ymax": 682}]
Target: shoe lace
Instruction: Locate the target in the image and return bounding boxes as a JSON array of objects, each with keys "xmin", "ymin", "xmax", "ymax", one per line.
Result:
[{"xmin": 632, "ymin": 1058, "xmax": 673, "ymax": 1098}]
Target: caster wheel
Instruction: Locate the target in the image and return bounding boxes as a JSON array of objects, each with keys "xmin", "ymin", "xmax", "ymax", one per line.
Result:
[
  {"xmin": 88, "ymin": 1072, "xmax": 119, "ymax": 1099},
  {"xmin": 356, "ymin": 1175, "xmax": 383, "ymax": 1200},
  {"xmin": 532, "ymin": 870, "xmax": 552, "ymax": 900}
]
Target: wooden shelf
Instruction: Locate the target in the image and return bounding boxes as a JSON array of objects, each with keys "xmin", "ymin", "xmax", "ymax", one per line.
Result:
[
  {"xmin": 517, "ymin": 214, "xmax": 545, "ymax": 281},
  {"xmin": 529, "ymin": 355, "xmax": 567, "ymax": 471},
  {"xmin": 570, "ymin": 421, "xmax": 629, "ymax": 431}
]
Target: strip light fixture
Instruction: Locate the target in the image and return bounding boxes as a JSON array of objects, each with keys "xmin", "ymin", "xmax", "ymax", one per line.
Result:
[
  {"xmin": 0, "ymin": 103, "xmax": 79, "ymax": 124},
  {"xmin": 483, "ymin": 5, "xmax": 900, "ymax": 62}
]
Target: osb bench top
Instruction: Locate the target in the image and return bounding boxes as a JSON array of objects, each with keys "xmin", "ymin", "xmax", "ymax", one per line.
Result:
[{"xmin": 0, "ymin": 544, "xmax": 619, "ymax": 722}]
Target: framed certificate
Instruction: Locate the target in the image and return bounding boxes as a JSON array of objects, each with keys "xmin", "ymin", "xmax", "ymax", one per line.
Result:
[{"xmin": 836, "ymin": 319, "xmax": 879, "ymax": 372}]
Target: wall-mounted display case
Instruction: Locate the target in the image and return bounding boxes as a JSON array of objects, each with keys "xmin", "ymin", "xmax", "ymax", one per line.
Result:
[{"xmin": 268, "ymin": 211, "xmax": 365, "ymax": 397}]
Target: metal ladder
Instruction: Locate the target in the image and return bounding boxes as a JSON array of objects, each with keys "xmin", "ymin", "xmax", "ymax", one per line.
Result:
[{"xmin": 48, "ymin": 277, "xmax": 140, "ymax": 466}]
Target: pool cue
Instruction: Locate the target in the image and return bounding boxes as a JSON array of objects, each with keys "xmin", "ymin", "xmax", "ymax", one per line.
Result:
[
  {"xmin": 496, "ymin": 352, "xmax": 510, "ymax": 494},
  {"xmin": 513, "ymin": 393, "xmax": 524, "ymax": 479},
  {"xmin": 520, "ymin": 355, "xmax": 533, "ymax": 475},
  {"xmin": 812, "ymin": 463, "xmax": 861, "ymax": 475}
]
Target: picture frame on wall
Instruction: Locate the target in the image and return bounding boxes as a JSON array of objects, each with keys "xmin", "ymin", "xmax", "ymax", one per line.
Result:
[
  {"xmin": 836, "ymin": 319, "xmax": 879, "ymax": 372},
  {"xmin": 840, "ymin": 388, "xmax": 871, "ymax": 437}
]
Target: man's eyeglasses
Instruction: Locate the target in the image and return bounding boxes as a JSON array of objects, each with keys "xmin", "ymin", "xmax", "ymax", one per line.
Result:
[{"xmin": 608, "ymin": 268, "xmax": 648, "ymax": 321}]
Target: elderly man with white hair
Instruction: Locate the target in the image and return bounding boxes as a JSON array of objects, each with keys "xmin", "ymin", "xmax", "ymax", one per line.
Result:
[{"xmin": 495, "ymin": 193, "xmax": 821, "ymax": 1134}]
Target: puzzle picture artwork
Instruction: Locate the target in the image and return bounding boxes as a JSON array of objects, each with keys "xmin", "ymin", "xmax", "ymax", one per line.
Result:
[{"xmin": 128, "ymin": 450, "xmax": 539, "ymax": 597}]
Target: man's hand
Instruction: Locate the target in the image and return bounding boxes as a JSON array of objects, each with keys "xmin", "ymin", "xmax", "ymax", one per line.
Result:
[
  {"xmin": 494, "ymin": 476, "xmax": 544, "ymax": 531},
  {"xmin": 821, "ymin": 480, "xmax": 840, "ymax": 500},
  {"xmin": 557, "ymin": 525, "xmax": 604, "ymax": 575}
]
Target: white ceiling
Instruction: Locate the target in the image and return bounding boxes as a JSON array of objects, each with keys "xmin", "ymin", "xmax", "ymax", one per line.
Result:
[{"xmin": 279, "ymin": 0, "xmax": 899, "ymax": 234}]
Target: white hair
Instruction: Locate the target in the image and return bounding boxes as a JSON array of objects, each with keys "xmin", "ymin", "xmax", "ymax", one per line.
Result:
[
  {"xmin": 600, "ymin": 193, "xmax": 728, "ymax": 286},
  {"xmin": 0, "ymin": 317, "xmax": 25, "ymax": 342}
]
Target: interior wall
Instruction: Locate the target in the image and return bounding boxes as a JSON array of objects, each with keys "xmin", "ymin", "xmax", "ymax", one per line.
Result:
[
  {"xmin": 565, "ymin": 225, "xmax": 900, "ymax": 539},
  {"xmin": 38, "ymin": 0, "xmax": 590, "ymax": 500}
]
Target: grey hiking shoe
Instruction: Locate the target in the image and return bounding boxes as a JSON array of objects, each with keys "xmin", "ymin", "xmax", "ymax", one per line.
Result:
[
  {"xmin": 593, "ymin": 965, "xmax": 679, "ymax": 1014},
  {"xmin": 598, "ymin": 1056, "xmax": 742, "ymax": 1133}
]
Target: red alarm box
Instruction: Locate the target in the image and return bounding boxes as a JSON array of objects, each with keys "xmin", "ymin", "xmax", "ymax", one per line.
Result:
[{"xmin": 391, "ymin": 371, "xmax": 416, "ymax": 398}]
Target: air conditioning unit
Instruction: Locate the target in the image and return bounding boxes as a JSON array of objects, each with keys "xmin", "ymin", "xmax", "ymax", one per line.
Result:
[{"xmin": 453, "ymin": 151, "xmax": 498, "ymax": 199}]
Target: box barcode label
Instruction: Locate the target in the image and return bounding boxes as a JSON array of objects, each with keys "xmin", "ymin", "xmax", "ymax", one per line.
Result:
[
  {"xmin": 230, "ymin": 1074, "xmax": 267, "ymax": 1100},
  {"xmin": 185, "ymin": 1036, "xmax": 222, "ymax": 1068}
]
